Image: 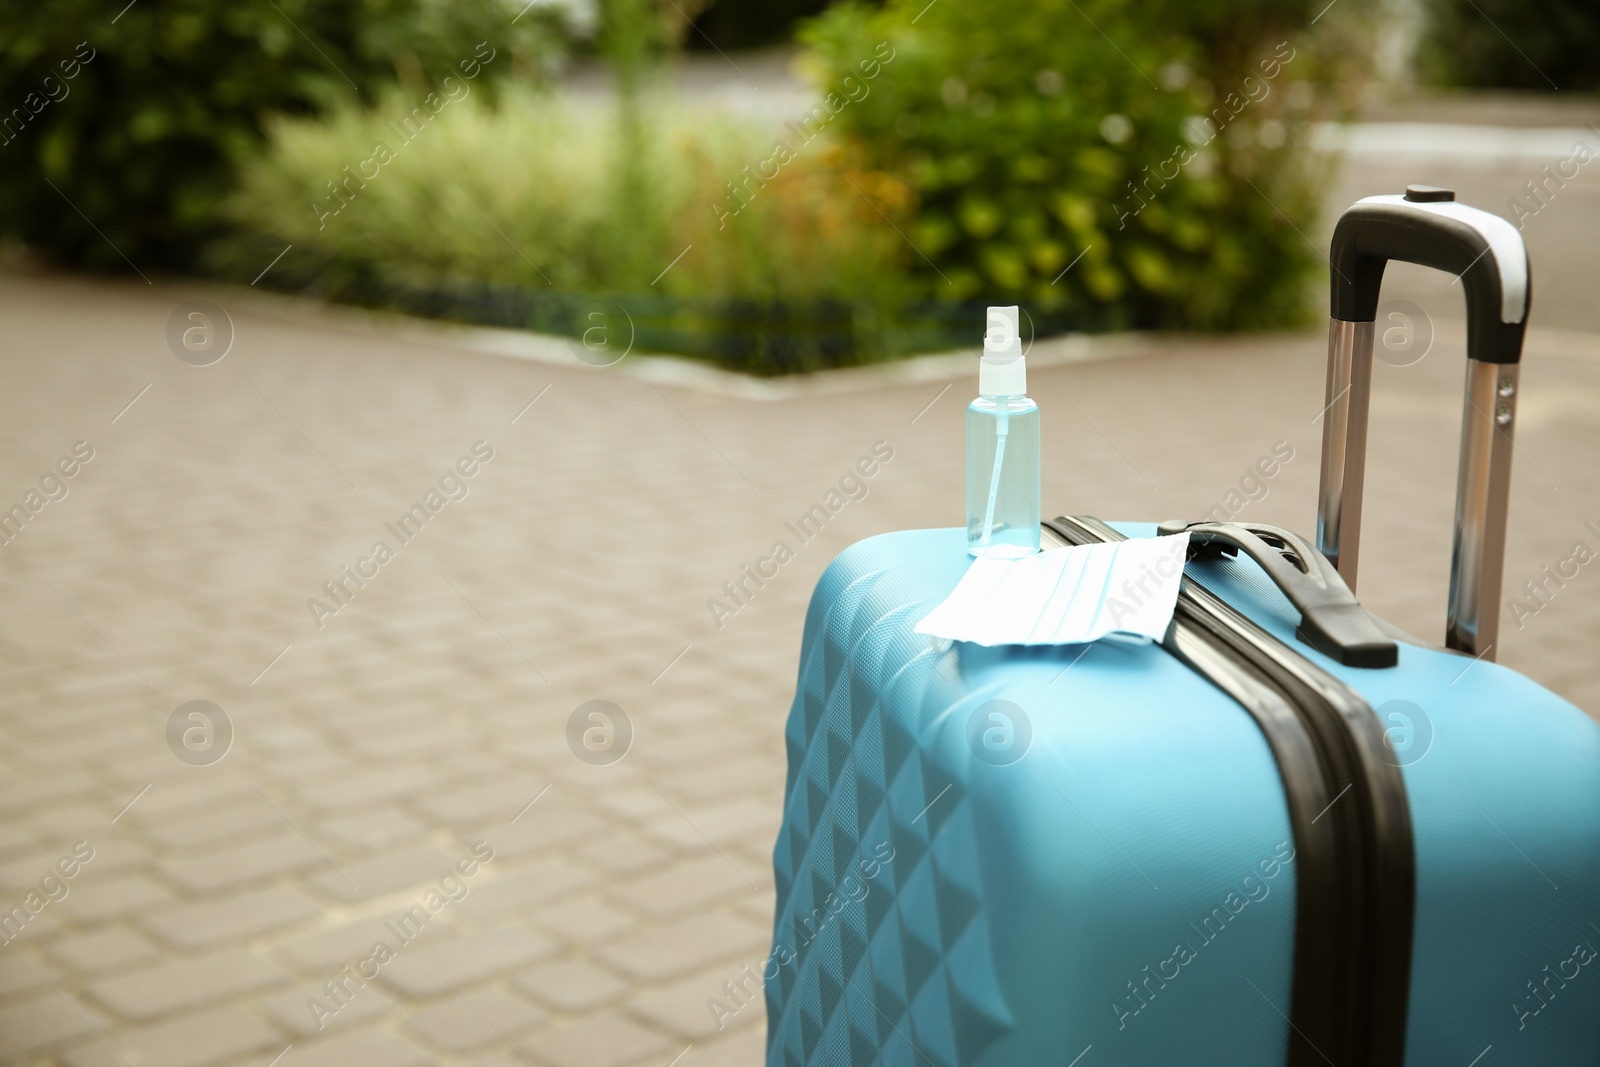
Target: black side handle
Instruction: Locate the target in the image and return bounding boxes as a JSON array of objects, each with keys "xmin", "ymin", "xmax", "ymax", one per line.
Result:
[
  {"xmin": 1158, "ymin": 520, "xmax": 1399, "ymax": 669},
  {"xmin": 1329, "ymin": 186, "xmax": 1530, "ymax": 365}
]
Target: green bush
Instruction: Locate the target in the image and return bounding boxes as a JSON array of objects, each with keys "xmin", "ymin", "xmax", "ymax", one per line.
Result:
[
  {"xmin": 799, "ymin": 0, "xmax": 1339, "ymax": 330},
  {"xmin": 1420, "ymin": 0, "xmax": 1600, "ymax": 90},
  {"xmin": 210, "ymin": 90, "xmax": 921, "ymax": 372},
  {"xmin": 0, "ymin": 0, "xmax": 565, "ymax": 271},
  {"xmin": 216, "ymin": 91, "xmax": 907, "ymax": 299}
]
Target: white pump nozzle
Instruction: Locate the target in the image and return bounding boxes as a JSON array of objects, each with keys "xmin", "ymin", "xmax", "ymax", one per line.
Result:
[{"xmin": 980, "ymin": 305, "xmax": 1026, "ymax": 396}]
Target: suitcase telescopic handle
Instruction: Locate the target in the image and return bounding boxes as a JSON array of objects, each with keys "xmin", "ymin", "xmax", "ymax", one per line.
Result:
[{"xmin": 1318, "ymin": 186, "xmax": 1530, "ymax": 662}]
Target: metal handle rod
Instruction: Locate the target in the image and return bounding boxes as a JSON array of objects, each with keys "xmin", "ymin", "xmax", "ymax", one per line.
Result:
[
  {"xmin": 1314, "ymin": 317, "xmax": 1519, "ymax": 661},
  {"xmin": 1447, "ymin": 361, "xmax": 1518, "ymax": 659},
  {"xmin": 1316, "ymin": 320, "xmax": 1374, "ymax": 592}
]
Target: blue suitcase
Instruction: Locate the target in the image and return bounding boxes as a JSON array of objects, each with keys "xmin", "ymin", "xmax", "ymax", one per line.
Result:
[{"xmin": 764, "ymin": 189, "xmax": 1600, "ymax": 1066}]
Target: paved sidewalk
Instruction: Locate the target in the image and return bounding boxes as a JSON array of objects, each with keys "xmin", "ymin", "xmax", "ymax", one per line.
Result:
[{"xmin": 0, "ymin": 267, "xmax": 1595, "ymax": 1067}]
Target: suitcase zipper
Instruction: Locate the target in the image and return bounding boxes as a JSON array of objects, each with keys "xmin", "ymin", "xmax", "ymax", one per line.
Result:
[{"xmin": 1044, "ymin": 516, "xmax": 1415, "ymax": 1067}]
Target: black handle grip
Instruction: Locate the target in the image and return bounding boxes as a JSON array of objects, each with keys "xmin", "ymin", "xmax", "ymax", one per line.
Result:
[
  {"xmin": 1158, "ymin": 519, "xmax": 1399, "ymax": 669},
  {"xmin": 1329, "ymin": 186, "xmax": 1530, "ymax": 365}
]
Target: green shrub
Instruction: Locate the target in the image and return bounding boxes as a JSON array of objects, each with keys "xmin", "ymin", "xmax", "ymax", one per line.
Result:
[
  {"xmin": 1420, "ymin": 0, "xmax": 1600, "ymax": 90},
  {"xmin": 210, "ymin": 89, "xmax": 919, "ymax": 372},
  {"xmin": 216, "ymin": 90, "xmax": 904, "ymax": 297},
  {"xmin": 798, "ymin": 0, "xmax": 1341, "ymax": 330},
  {"xmin": 0, "ymin": 0, "xmax": 565, "ymax": 271}
]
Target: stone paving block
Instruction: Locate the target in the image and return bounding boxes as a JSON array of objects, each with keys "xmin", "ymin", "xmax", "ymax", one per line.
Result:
[
  {"xmin": 26, "ymin": 725, "xmax": 151, "ymax": 769},
  {"xmin": 259, "ymin": 979, "xmax": 401, "ymax": 1037},
  {"xmin": 35, "ymin": 1039, "xmax": 128, "ymax": 1067},
  {"xmin": 0, "ymin": 949, "xmax": 60, "ymax": 1002},
  {"xmin": 58, "ymin": 1005, "xmax": 281, "ymax": 1067},
  {"xmin": 639, "ymin": 814, "xmax": 739, "ymax": 854},
  {"xmin": 534, "ymin": 897, "xmax": 638, "ymax": 944},
  {"xmin": 276, "ymin": 1028, "xmax": 432, "ymax": 1067},
  {"xmin": 138, "ymin": 886, "xmax": 321, "ymax": 951},
  {"xmin": 533, "ymin": 1012, "xmax": 674, "ymax": 1067},
  {"xmin": 297, "ymin": 768, "xmax": 442, "ymax": 811},
  {"xmin": 643, "ymin": 730, "xmax": 757, "ymax": 770},
  {"xmin": 84, "ymin": 948, "xmax": 291, "ymax": 1021},
  {"xmin": 541, "ymin": 754, "xmax": 649, "ymax": 793},
  {"xmin": 36, "ymin": 832, "xmax": 152, "ymax": 883},
  {"xmin": 50, "ymin": 927, "xmax": 164, "ymax": 976},
  {"xmin": 576, "ymin": 834, "xmax": 673, "ymax": 877},
  {"xmin": 248, "ymin": 719, "xmax": 324, "ymax": 755},
  {"xmin": 691, "ymin": 1022, "xmax": 769, "ymax": 1067},
  {"xmin": 413, "ymin": 778, "xmax": 540, "ymax": 825},
  {"xmin": 630, "ymin": 958, "xmax": 770, "ymax": 1041},
  {"xmin": 162, "ymin": 832, "xmax": 328, "ymax": 894},
  {"xmin": 512, "ymin": 958, "xmax": 629, "ymax": 1014},
  {"xmin": 0, "ymin": 846, "xmax": 94, "ymax": 892},
  {"xmin": 675, "ymin": 799, "xmax": 782, "ymax": 847},
  {"xmin": 275, "ymin": 916, "xmax": 403, "ymax": 973},
  {"xmin": 491, "ymin": 801, "xmax": 610, "ymax": 861},
  {"xmin": 402, "ymin": 986, "xmax": 547, "ymax": 1054},
  {"xmin": 460, "ymin": 1053, "xmax": 537, "ymax": 1067},
  {"xmin": 655, "ymin": 759, "xmax": 783, "ymax": 804},
  {"xmin": 0, "ymin": 820, "xmax": 37, "ymax": 861},
  {"xmin": 596, "ymin": 911, "xmax": 771, "ymax": 983},
  {"xmin": 455, "ymin": 859, "xmax": 593, "ymax": 919},
  {"xmin": 607, "ymin": 854, "xmax": 755, "ymax": 920},
  {"xmin": 734, "ymin": 890, "xmax": 778, "ymax": 931},
  {"xmin": 590, "ymin": 786, "xmax": 676, "ymax": 823},
  {"xmin": 0, "ymin": 772, "xmax": 104, "ymax": 815},
  {"xmin": 0, "ymin": 908, "xmax": 67, "ymax": 956},
  {"xmin": 261, "ymin": 748, "xmax": 352, "ymax": 780},
  {"xmin": 302, "ymin": 844, "xmax": 459, "ymax": 904},
  {"xmin": 726, "ymin": 835, "xmax": 777, "ymax": 872},
  {"xmin": 19, "ymin": 802, "xmax": 126, "ymax": 845},
  {"xmin": 140, "ymin": 802, "xmax": 287, "ymax": 851},
  {"xmin": 318, "ymin": 810, "xmax": 431, "ymax": 851},
  {"xmin": 126, "ymin": 778, "xmax": 261, "ymax": 823},
  {"xmin": 0, "ymin": 988, "xmax": 98, "ymax": 1059},
  {"xmin": 346, "ymin": 723, "xmax": 470, "ymax": 760},
  {"xmin": 380, "ymin": 927, "xmax": 556, "ymax": 998},
  {"xmin": 55, "ymin": 873, "xmax": 177, "ymax": 924}
]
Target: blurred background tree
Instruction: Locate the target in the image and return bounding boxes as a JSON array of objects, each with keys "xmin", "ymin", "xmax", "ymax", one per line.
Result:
[
  {"xmin": 800, "ymin": 0, "xmax": 1354, "ymax": 330},
  {"xmin": 686, "ymin": 0, "xmax": 848, "ymax": 51},
  {"xmin": 0, "ymin": 0, "xmax": 566, "ymax": 272},
  {"xmin": 1419, "ymin": 0, "xmax": 1600, "ymax": 90}
]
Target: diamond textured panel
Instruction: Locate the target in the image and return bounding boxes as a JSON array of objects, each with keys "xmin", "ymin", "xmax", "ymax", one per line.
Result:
[{"xmin": 768, "ymin": 566, "xmax": 1011, "ymax": 1067}]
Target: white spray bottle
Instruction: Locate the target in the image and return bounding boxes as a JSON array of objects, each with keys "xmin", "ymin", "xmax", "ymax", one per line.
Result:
[{"xmin": 966, "ymin": 306, "xmax": 1040, "ymax": 557}]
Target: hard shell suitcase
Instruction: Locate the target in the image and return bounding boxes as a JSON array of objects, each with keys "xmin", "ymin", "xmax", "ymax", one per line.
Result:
[{"xmin": 764, "ymin": 189, "xmax": 1600, "ymax": 1066}]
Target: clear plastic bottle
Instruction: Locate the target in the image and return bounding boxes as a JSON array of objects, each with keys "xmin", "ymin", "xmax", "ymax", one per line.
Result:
[{"xmin": 967, "ymin": 307, "xmax": 1041, "ymax": 557}]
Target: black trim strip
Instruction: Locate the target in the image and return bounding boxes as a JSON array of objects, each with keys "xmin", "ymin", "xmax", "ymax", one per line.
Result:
[{"xmin": 1044, "ymin": 516, "xmax": 1415, "ymax": 1067}]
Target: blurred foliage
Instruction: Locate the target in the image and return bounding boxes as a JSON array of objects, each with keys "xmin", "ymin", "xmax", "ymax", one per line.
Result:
[
  {"xmin": 210, "ymin": 91, "xmax": 920, "ymax": 372},
  {"xmin": 799, "ymin": 0, "xmax": 1350, "ymax": 330},
  {"xmin": 599, "ymin": 0, "xmax": 670, "ymax": 288},
  {"xmin": 688, "ymin": 0, "xmax": 850, "ymax": 51},
  {"xmin": 1, "ymin": 0, "xmax": 1391, "ymax": 370},
  {"xmin": 0, "ymin": 0, "xmax": 566, "ymax": 271},
  {"xmin": 1419, "ymin": 0, "xmax": 1600, "ymax": 90}
]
